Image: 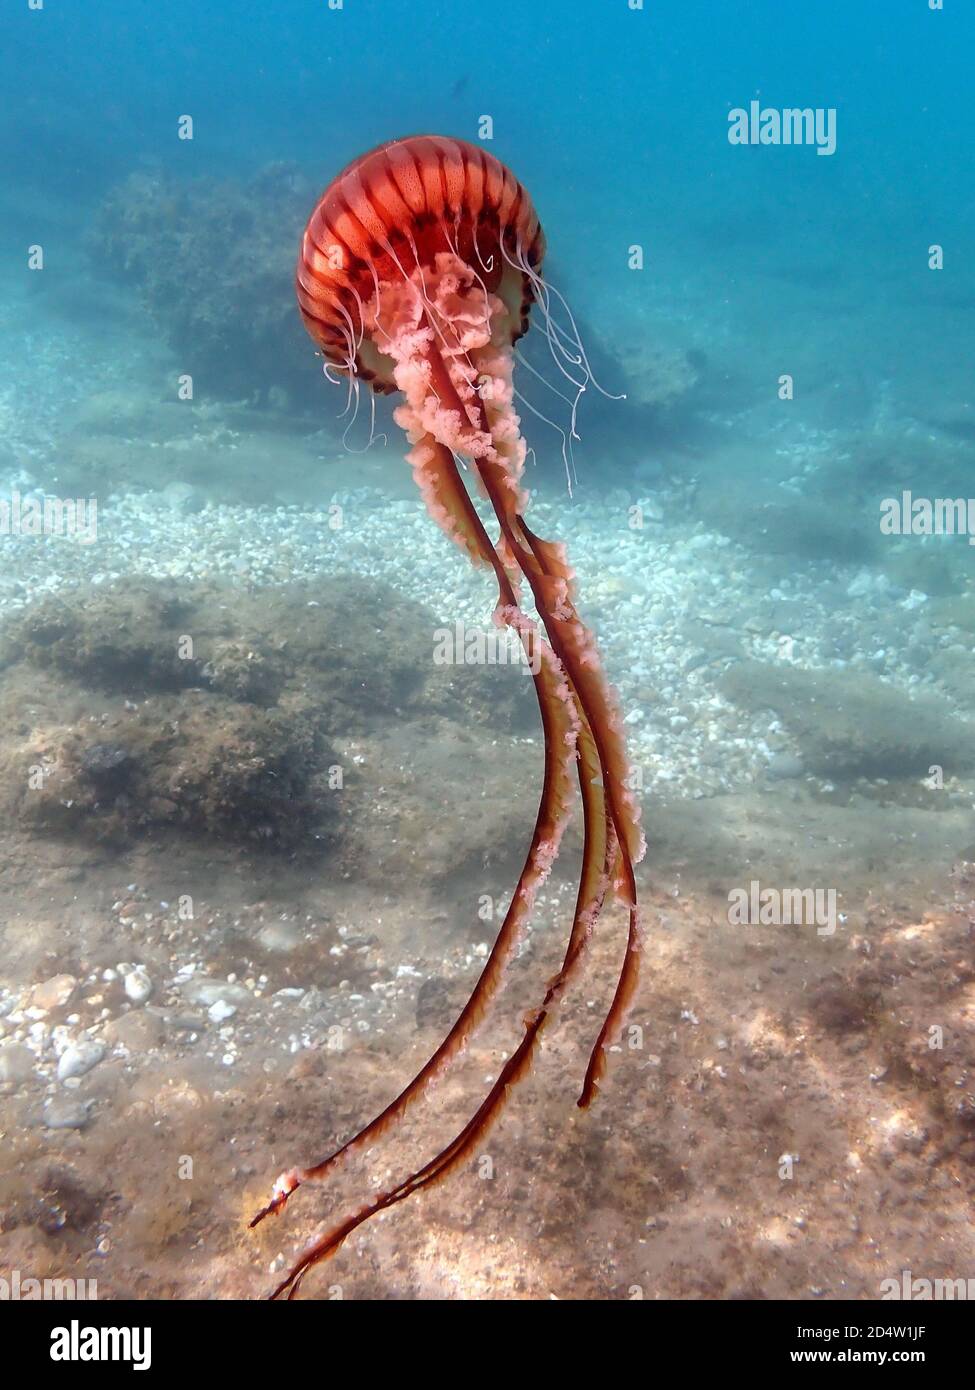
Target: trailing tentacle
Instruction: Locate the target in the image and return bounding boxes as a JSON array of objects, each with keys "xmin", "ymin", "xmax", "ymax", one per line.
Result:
[
  {"xmin": 514, "ymin": 511, "xmax": 644, "ymax": 1105},
  {"xmin": 250, "ymin": 440, "xmax": 576, "ymax": 1229},
  {"xmin": 256, "ymin": 438, "xmax": 622, "ymax": 1296},
  {"xmin": 269, "ymin": 705, "xmax": 617, "ymax": 1301}
]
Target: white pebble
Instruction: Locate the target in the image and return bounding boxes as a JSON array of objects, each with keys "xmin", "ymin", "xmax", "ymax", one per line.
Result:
[{"xmin": 124, "ymin": 968, "xmax": 152, "ymax": 1004}]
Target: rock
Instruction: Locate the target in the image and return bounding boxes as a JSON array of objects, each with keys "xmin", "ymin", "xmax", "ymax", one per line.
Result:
[
  {"xmin": 288, "ymin": 1051, "xmax": 325, "ymax": 1080},
  {"xmin": 207, "ymin": 999, "xmax": 237, "ymax": 1023},
  {"xmin": 90, "ymin": 163, "xmax": 324, "ymax": 407},
  {"xmin": 682, "ymin": 620, "xmax": 743, "ymax": 661},
  {"xmin": 697, "ymin": 482, "xmax": 878, "ymax": 565},
  {"xmin": 847, "ymin": 569, "xmax": 890, "ymax": 600},
  {"xmin": 430, "ymin": 658, "xmax": 537, "ymax": 734},
  {"xmin": 928, "ymin": 594, "xmax": 975, "ymax": 634},
  {"xmin": 0, "ymin": 1043, "xmax": 36, "ymax": 1084},
  {"xmin": 57, "ymin": 1040, "xmax": 107, "ymax": 1082},
  {"xmin": 883, "ymin": 546, "xmax": 960, "ymax": 598},
  {"xmin": 683, "ymin": 652, "xmax": 711, "ymax": 674},
  {"xmin": 123, "ymin": 968, "xmax": 152, "ymax": 1004},
  {"xmin": 415, "ymin": 977, "xmax": 457, "ymax": 1032},
  {"xmin": 766, "ymin": 752, "xmax": 805, "ymax": 780},
  {"xmin": 103, "ymin": 1010, "xmax": 165, "ymax": 1051},
  {"xmin": 637, "ymin": 495, "xmax": 664, "ymax": 522},
  {"xmin": 42, "ymin": 1097, "xmax": 91, "ymax": 1130},
  {"xmin": 163, "ymin": 1013, "xmax": 207, "ymax": 1033},
  {"xmin": 79, "ymin": 742, "xmax": 136, "ymax": 791},
  {"xmin": 1, "ymin": 573, "xmax": 531, "ymax": 865},
  {"xmin": 257, "ymin": 921, "xmax": 302, "ymax": 953},
  {"xmin": 31, "ymin": 975, "xmax": 77, "ymax": 1011},
  {"xmin": 181, "ymin": 979, "xmax": 251, "ymax": 1009},
  {"xmin": 161, "ymin": 480, "xmax": 204, "ymax": 515},
  {"xmin": 203, "ymin": 639, "xmax": 283, "ymax": 704},
  {"xmin": 720, "ymin": 660, "xmax": 974, "ymax": 779}
]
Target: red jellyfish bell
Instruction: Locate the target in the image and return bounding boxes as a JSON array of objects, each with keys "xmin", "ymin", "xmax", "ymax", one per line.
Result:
[{"xmin": 251, "ymin": 135, "xmax": 646, "ymax": 1297}]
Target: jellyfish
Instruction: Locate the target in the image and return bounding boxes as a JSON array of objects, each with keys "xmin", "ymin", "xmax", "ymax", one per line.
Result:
[{"xmin": 251, "ymin": 135, "xmax": 645, "ymax": 1297}]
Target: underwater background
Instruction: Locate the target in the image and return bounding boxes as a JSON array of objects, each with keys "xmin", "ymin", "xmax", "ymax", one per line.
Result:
[{"xmin": 1, "ymin": 0, "xmax": 974, "ymax": 1301}]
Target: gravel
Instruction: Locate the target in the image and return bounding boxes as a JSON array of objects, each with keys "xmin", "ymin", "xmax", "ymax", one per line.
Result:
[{"xmin": 3, "ymin": 477, "xmax": 972, "ymax": 804}]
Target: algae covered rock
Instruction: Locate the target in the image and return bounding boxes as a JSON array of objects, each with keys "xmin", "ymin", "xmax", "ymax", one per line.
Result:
[
  {"xmin": 882, "ymin": 545, "xmax": 962, "ymax": 599},
  {"xmin": 719, "ymin": 659, "xmax": 972, "ymax": 779},
  {"xmin": 13, "ymin": 697, "xmax": 329, "ymax": 847},
  {"xmin": 89, "ymin": 163, "xmax": 321, "ymax": 407},
  {"xmin": 1, "ymin": 574, "xmax": 440, "ymax": 720},
  {"xmin": 3, "ymin": 582, "xmax": 206, "ymax": 693},
  {"xmin": 0, "ymin": 573, "xmax": 536, "ymax": 860},
  {"xmin": 696, "ymin": 480, "xmax": 878, "ymax": 565}
]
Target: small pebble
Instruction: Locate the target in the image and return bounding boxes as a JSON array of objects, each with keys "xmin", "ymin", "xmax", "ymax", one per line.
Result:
[
  {"xmin": 31, "ymin": 975, "xmax": 77, "ymax": 1011},
  {"xmin": 57, "ymin": 1039, "xmax": 106, "ymax": 1082},
  {"xmin": 42, "ymin": 1096, "xmax": 91, "ymax": 1130},
  {"xmin": 124, "ymin": 968, "xmax": 152, "ymax": 1003}
]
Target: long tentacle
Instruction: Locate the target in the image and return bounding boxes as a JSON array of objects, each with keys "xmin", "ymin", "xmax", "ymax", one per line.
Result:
[
  {"xmin": 258, "ymin": 445, "xmax": 620, "ymax": 1296},
  {"xmin": 250, "ymin": 441, "xmax": 576, "ymax": 1228},
  {"xmin": 269, "ymin": 686, "xmax": 617, "ymax": 1301},
  {"xmin": 482, "ymin": 485, "xmax": 644, "ymax": 1105},
  {"xmin": 515, "ymin": 512, "xmax": 643, "ymax": 1106},
  {"xmin": 255, "ymin": 273, "xmax": 640, "ymax": 1292},
  {"xmin": 404, "ymin": 321, "xmax": 645, "ymax": 1102}
]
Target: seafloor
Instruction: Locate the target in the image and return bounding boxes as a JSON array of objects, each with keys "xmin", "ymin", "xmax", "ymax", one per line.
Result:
[{"xmin": 0, "ymin": 221, "xmax": 973, "ymax": 1299}]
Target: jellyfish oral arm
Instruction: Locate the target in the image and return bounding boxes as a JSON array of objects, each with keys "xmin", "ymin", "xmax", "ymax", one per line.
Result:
[
  {"xmin": 251, "ymin": 439, "xmax": 576, "ymax": 1222},
  {"xmin": 384, "ymin": 251, "xmax": 644, "ymax": 884},
  {"xmin": 391, "ymin": 266, "xmax": 647, "ymax": 1105},
  {"xmin": 255, "ymin": 443, "xmax": 621, "ymax": 1300}
]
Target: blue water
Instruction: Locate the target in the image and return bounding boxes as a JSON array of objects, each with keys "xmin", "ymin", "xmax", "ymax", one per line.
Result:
[{"xmin": 4, "ymin": 0, "xmax": 972, "ymax": 474}]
